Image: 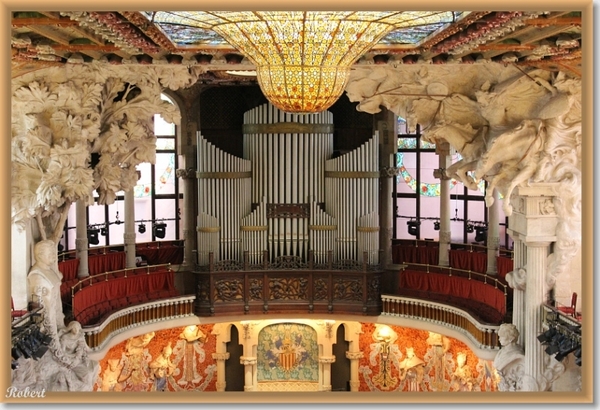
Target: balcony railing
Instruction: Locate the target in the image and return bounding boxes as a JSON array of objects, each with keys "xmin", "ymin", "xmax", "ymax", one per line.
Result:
[
  {"xmin": 381, "ymin": 294, "xmax": 501, "ymax": 350},
  {"xmin": 81, "ymin": 295, "xmax": 196, "ymax": 351}
]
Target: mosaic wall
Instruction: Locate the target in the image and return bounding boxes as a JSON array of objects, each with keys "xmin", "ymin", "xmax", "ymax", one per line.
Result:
[
  {"xmin": 256, "ymin": 323, "xmax": 319, "ymax": 384},
  {"xmin": 93, "ymin": 324, "xmax": 216, "ymax": 392},
  {"xmin": 357, "ymin": 323, "xmax": 498, "ymax": 392}
]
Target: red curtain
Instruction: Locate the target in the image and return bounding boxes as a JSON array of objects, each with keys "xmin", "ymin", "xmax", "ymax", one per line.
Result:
[
  {"xmin": 88, "ymin": 252, "xmax": 126, "ymax": 275},
  {"xmin": 400, "ymin": 270, "xmax": 505, "ymax": 314},
  {"xmin": 496, "ymin": 256, "xmax": 514, "ymax": 280},
  {"xmin": 449, "ymin": 250, "xmax": 487, "ymax": 273},
  {"xmin": 58, "ymin": 259, "xmax": 79, "ymax": 281},
  {"xmin": 136, "ymin": 246, "xmax": 183, "ymax": 265},
  {"xmin": 72, "ymin": 269, "xmax": 175, "ymax": 319},
  {"xmin": 393, "ymin": 245, "xmax": 439, "ymax": 265}
]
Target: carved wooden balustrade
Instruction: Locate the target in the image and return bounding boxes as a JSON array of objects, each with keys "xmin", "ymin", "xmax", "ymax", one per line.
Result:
[
  {"xmin": 381, "ymin": 295, "xmax": 501, "ymax": 351},
  {"xmin": 195, "ymin": 251, "xmax": 383, "ymax": 316},
  {"xmin": 81, "ymin": 295, "xmax": 196, "ymax": 351}
]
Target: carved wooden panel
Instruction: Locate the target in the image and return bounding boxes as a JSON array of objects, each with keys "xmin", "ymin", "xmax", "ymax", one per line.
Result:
[
  {"xmin": 266, "ymin": 203, "xmax": 310, "ymax": 218},
  {"xmin": 268, "ymin": 276, "xmax": 308, "ymax": 300}
]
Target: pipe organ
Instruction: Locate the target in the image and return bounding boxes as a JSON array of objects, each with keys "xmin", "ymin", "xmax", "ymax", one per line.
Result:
[{"xmin": 197, "ymin": 103, "xmax": 380, "ymax": 266}]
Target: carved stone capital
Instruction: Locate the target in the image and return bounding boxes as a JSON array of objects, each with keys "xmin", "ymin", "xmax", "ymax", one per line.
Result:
[
  {"xmin": 176, "ymin": 168, "xmax": 196, "ymax": 179},
  {"xmin": 123, "ymin": 232, "xmax": 136, "ymax": 242},
  {"xmin": 240, "ymin": 356, "xmax": 257, "ymax": 366},
  {"xmin": 318, "ymin": 355, "xmax": 336, "ymax": 364},
  {"xmin": 345, "ymin": 351, "xmax": 364, "ymax": 360},
  {"xmin": 433, "ymin": 168, "xmax": 451, "ymax": 180},
  {"xmin": 212, "ymin": 352, "xmax": 230, "ymax": 361},
  {"xmin": 380, "ymin": 166, "xmax": 400, "ymax": 178},
  {"xmin": 439, "ymin": 230, "xmax": 451, "ymax": 244},
  {"xmin": 75, "ymin": 238, "xmax": 88, "ymax": 252}
]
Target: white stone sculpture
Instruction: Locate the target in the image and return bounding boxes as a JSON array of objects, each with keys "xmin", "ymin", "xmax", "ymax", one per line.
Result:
[
  {"xmin": 493, "ymin": 323, "xmax": 526, "ymax": 391},
  {"xmin": 11, "ymin": 63, "xmax": 184, "ymax": 242},
  {"xmin": 28, "ymin": 239, "xmax": 66, "ymax": 339}
]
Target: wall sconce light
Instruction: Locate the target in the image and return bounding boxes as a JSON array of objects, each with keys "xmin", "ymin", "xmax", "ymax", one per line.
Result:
[
  {"xmin": 433, "ymin": 220, "xmax": 440, "ymax": 231},
  {"xmin": 87, "ymin": 228, "xmax": 99, "ymax": 245},
  {"xmin": 138, "ymin": 223, "xmax": 146, "ymax": 234},
  {"xmin": 475, "ymin": 226, "xmax": 487, "ymax": 242},
  {"xmin": 153, "ymin": 222, "xmax": 167, "ymax": 239},
  {"xmin": 407, "ymin": 220, "xmax": 420, "ymax": 236}
]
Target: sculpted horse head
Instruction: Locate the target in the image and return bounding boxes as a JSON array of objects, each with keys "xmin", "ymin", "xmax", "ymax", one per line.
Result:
[{"xmin": 474, "ymin": 119, "xmax": 547, "ymax": 215}]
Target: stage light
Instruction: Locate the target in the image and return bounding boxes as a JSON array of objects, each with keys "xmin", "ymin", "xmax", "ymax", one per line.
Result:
[
  {"xmin": 433, "ymin": 220, "xmax": 440, "ymax": 231},
  {"xmin": 475, "ymin": 226, "xmax": 487, "ymax": 242},
  {"xmin": 153, "ymin": 222, "xmax": 167, "ymax": 239},
  {"xmin": 87, "ymin": 228, "xmax": 99, "ymax": 245},
  {"xmin": 138, "ymin": 223, "xmax": 146, "ymax": 234},
  {"xmin": 466, "ymin": 224, "xmax": 474, "ymax": 233},
  {"xmin": 407, "ymin": 220, "xmax": 420, "ymax": 236},
  {"xmin": 100, "ymin": 225, "xmax": 107, "ymax": 236},
  {"xmin": 537, "ymin": 327, "xmax": 557, "ymax": 343}
]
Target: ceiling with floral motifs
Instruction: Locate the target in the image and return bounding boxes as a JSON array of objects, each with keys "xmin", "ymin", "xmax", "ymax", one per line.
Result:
[{"xmin": 11, "ymin": 10, "xmax": 583, "ymax": 80}]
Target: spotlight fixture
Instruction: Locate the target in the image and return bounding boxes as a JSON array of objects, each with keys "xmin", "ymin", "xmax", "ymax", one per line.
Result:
[
  {"xmin": 433, "ymin": 220, "xmax": 440, "ymax": 231},
  {"xmin": 466, "ymin": 224, "xmax": 474, "ymax": 234},
  {"xmin": 153, "ymin": 222, "xmax": 167, "ymax": 239},
  {"xmin": 475, "ymin": 226, "xmax": 487, "ymax": 242},
  {"xmin": 87, "ymin": 228, "xmax": 100, "ymax": 245},
  {"xmin": 407, "ymin": 220, "xmax": 420, "ymax": 236},
  {"xmin": 100, "ymin": 225, "xmax": 107, "ymax": 236},
  {"xmin": 537, "ymin": 327, "xmax": 557, "ymax": 343},
  {"xmin": 138, "ymin": 223, "xmax": 146, "ymax": 234}
]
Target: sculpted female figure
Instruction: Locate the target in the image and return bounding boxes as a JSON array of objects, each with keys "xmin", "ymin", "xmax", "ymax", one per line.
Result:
[{"xmin": 28, "ymin": 240, "xmax": 66, "ymax": 338}]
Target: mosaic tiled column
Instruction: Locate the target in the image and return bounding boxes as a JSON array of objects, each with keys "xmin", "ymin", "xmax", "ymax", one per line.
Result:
[
  {"xmin": 176, "ymin": 167, "xmax": 197, "ymax": 269},
  {"xmin": 434, "ymin": 141, "xmax": 451, "ymax": 266},
  {"xmin": 76, "ymin": 199, "xmax": 89, "ymax": 278},
  {"xmin": 506, "ymin": 183, "xmax": 559, "ymax": 390},
  {"xmin": 345, "ymin": 351, "xmax": 364, "ymax": 392},
  {"xmin": 124, "ymin": 189, "xmax": 137, "ymax": 268},
  {"xmin": 319, "ymin": 355, "xmax": 335, "ymax": 391},
  {"xmin": 240, "ymin": 356, "xmax": 257, "ymax": 391},
  {"xmin": 375, "ymin": 110, "xmax": 398, "ymax": 270},
  {"xmin": 487, "ymin": 190, "xmax": 499, "ymax": 275},
  {"xmin": 212, "ymin": 352, "xmax": 230, "ymax": 392}
]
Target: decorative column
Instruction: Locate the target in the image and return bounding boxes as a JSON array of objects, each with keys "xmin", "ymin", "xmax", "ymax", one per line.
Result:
[
  {"xmin": 375, "ymin": 109, "xmax": 399, "ymax": 294},
  {"xmin": 506, "ymin": 183, "xmax": 563, "ymax": 391},
  {"xmin": 486, "ymin": 189, "xmax": 500, "ymax": 275},
  {"xmin": 507, "ymin": 238, "xmax": 526, "ymax": 346},
  {"xmin": 212, "ymin": 352, "xmax": 230, "ymax": 392},
  {"xmin": 240, "ymin": 356, "xmax": 257, "ymax": 391},
  {"xmin": 345, "ymin": 351, "xmax": 364, "ymax": 392},
  {"xmin": 176, "ymin": 167, "xmax": 197, "ymax": 269},
  {"xmin": 434, "ymin": 141, "xmax": 451, "ymax": 266},
  {"xmin": 319, "ymin": 355, "xmax": 336, "ymax": 391},
  {"xmin": 124, "ymin": 189, "xmax": 136, "ymax": 268},
  {"xmin": 75, "ymin": 199, "xmax": 89, "ymax": 278}
]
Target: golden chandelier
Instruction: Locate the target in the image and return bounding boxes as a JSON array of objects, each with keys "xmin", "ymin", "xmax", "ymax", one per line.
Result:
[{"xmin": 152, "ymin": 12, "xmax": 455, "ymax": 114}]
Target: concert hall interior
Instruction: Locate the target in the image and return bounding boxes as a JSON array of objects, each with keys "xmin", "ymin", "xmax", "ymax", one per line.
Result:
[{"xmin": 9, "ymin": 8, "xmax": 589, "ymax": 399}]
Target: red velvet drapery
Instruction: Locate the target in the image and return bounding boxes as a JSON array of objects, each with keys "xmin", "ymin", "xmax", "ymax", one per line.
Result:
[
  {"xmin": 72, "ymin": 269, "xmax": 175, "ymax": 319},
  {"xmin": 392, "ymin": 245, "xmax": 439, "ymax": 265},
  {"xmin": 88, "ymin": 251, "xmax": 126, "ymax": 275},
  {"xmin": 399, "ymin": 269, "xmax": 505, "ymax": 314}
]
